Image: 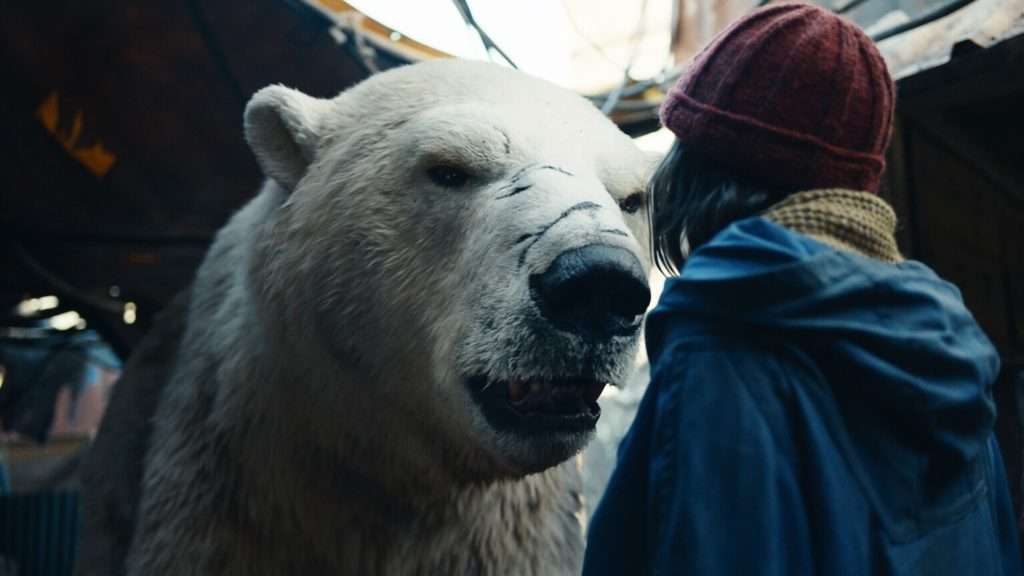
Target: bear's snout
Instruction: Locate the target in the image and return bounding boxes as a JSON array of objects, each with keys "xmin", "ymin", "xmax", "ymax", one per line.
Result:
[{"xmin": 529, "ymin": 244, "xmax": 650, "ymax": 340}]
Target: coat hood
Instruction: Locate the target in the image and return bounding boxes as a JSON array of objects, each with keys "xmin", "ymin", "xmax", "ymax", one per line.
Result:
[{"xmin": 647, "ymin": 217, "xmax": 1000, "ymax": 536}]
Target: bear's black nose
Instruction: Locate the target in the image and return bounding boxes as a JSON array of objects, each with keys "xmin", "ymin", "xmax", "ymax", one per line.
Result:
[{"xmin": 531, "ymin": 245, "xmax": 650, "ymax": 339}]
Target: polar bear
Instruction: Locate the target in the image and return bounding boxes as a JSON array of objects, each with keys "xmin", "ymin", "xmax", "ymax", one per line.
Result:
[{"xmin": 78, "ymin": 59, "xmax": 653, "ymax": 575}]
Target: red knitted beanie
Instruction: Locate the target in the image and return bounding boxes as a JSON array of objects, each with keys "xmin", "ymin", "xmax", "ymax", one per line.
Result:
[{"xmin": 660, "ymin": 2, "xmax": 895, "ymax": 193}]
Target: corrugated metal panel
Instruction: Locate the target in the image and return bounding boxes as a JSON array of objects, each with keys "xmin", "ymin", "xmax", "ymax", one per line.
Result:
[{"xmin": 0, "ymin": 491, "xmax": 79, "ymax": 576}]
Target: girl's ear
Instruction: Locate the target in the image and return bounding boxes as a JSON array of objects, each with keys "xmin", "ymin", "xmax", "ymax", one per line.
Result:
[{"xmin": 244, "ymin": 85, "xmax": 331, "ymax": 191}]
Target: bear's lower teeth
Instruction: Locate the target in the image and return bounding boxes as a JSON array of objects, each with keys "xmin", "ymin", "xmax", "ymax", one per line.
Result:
[
  {"xmin": 485, "ymin": 378, "xmax": 608, "ymax": 408},
  {"xmin": 507, "ymin": 380, "xmax": 546, "ymax": 403},
  {"xmin": 508, "ymin": 380, "xmax": 527, "ymax": 402}
]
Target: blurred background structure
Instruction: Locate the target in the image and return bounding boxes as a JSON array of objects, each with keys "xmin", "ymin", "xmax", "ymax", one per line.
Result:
[{"xmin": 0, "ymin": 0, "xmax": 1022, "ymax": 573}]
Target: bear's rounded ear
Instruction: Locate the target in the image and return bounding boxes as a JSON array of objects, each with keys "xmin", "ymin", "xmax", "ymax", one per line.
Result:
[{"xmin": 244, "ymin": 85, "xmax": 330, "ymax": 190}]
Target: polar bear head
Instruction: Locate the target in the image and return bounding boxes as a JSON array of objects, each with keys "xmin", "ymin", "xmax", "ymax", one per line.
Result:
[{"xmin": 243, "ymin": 60, "xmax": 653, "ymax": 481}]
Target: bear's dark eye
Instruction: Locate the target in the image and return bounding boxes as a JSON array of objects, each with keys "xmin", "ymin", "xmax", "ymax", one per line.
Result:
[
  {"xmin": 618, "ymin": 193, "xmax": 644, "ymax": 214},
  {"xmin": 427, "ymin": 164, "xmax": 470, "ymax": 188}
]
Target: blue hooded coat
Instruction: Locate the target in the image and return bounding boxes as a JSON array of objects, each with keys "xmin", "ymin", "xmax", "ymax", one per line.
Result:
[{"xmin": 583, "ymin": 218, "xmax": 1021, "ymax": 575}]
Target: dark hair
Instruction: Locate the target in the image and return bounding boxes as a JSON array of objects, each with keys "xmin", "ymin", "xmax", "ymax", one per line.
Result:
[{"xmin": 648, "ymin": 141, "xmax": 794, "ymax": 275}]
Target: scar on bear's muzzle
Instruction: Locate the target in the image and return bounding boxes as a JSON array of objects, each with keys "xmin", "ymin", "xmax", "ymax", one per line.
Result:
[{"xmin": 530, "ymin": 244, "xmax": 650, "ymax": 339}]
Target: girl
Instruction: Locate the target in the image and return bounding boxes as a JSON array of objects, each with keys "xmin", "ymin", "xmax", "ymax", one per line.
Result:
[{"xmin": 583, "ymin": 3, "xmax": 1022, "ymax": 574}]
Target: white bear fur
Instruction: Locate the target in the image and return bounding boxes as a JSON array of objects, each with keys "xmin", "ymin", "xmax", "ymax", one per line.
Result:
[{"xmin": 121, "ymin": 59, "xmax": 653, "ymax": 575}]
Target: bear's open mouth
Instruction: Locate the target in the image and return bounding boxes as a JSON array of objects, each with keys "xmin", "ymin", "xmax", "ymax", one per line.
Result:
[{"xmin": 468, "ymin": 376, "xmax": 606, "ymax": 434}]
